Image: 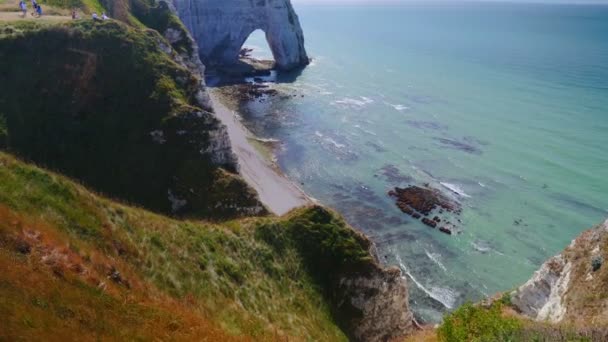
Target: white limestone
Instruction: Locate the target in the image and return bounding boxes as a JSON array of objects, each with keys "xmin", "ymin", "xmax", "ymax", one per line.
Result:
[{"xmin": 171, "ymin": 0, "xmax": 309, "ymax": 70}]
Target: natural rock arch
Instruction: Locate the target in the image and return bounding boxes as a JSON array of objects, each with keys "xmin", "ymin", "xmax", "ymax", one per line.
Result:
[{"xmin": 172, "ymin": 0, "xmax": 309, "ymax": 71}]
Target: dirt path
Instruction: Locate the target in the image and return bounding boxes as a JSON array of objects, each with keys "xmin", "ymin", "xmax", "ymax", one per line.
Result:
[{"xmin": 0, "ymin": 11, "xmax": 71, "ymax": 22}]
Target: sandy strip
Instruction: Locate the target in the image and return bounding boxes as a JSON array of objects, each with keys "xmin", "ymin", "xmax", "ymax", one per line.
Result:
[{"xmin": 210, "ymin": 92, "xmax": 311, "ymax": 216}]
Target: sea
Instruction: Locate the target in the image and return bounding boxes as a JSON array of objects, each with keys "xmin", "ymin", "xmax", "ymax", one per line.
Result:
[{"xmin": 224, "ymin": 1, "xmax": 608, "ymax": 322}]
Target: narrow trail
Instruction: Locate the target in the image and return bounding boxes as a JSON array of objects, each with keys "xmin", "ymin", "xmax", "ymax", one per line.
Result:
[{"xmin": 0, "ymin": 11, "xmax": 71, "ymax": 22}]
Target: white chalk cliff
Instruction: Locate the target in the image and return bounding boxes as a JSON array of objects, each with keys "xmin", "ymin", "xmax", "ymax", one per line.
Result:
[
  {"xmin": 511, "ymin": 219, "xmax": 608, "ymax": 325},
  {"xmin": 171, "ymin": 0, "xmax": 309, "ymax": 70}
]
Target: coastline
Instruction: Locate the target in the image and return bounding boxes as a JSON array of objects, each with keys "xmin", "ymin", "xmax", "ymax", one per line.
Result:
[{"xmin": 209, "ymin": 90, "xmax": 311, "ymax": 216}]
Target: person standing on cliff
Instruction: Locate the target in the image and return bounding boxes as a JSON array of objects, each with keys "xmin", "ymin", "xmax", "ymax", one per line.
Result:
[{"xmin": 19, "ymin": 0, "xmax": 27, "ymax": 18}]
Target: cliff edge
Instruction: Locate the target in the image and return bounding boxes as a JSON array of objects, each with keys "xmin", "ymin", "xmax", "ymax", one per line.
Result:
[{"xmin": 511, "ymin": 219, "xmax": 608, "ymax": 326}]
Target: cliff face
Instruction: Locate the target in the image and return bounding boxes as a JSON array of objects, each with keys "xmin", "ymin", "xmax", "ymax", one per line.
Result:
[
  {"xmin": 511, "ymin": 219, "xmax": 608, "ymax": 325},
  {"xmin": 171, "ymin": 0, "xmax": 309, "ymax": 70},
  {"xmin": 260, "ymin": 206, "xmax": 414, "ymax": 342},
  {"xmin": 0, "ymin": 21, "xmax": 264, "ymax": 219},
  {"xmin": 335, "ymin": 266, "xmax": 413, "ymax": 342}
]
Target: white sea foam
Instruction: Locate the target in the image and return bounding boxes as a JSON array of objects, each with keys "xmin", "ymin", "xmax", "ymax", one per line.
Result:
[
  {"xmin": 314, "ymin": 131, "xmax": 324, "ymax": 138},
  {"xmin": 332, "ymin": 96, "xmax": 374, "ymax": 107},
  {"xmin": 425, "ymin": 249, "xmax": 447, "ymax": 272},
  {"xmin": 396, "ymin": 255, "xmax": 457, "ymax": 309},
  {"xmin": 253, "ymin": 137, "xmax": 281, "ymax": 143},
  {"xmin": 356, "ymin": 125, "xmax": 377, "ymax": 136},
  {"xmin": 440, "ymin": 182, "xmax": 471, "ymax": 198},
  {"xmin": 325, "ymin": 137, "xmax": 345, "ymax": 149},
  {"xmin": 471, "ymin": 241, "xmax": 492, "ymax": 254},
  {"xmin": 384, "ymin": 102, "xmax": 410, "ymax": 111}
]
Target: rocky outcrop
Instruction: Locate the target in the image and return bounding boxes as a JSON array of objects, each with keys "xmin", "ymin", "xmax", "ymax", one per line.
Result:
[
  {"xmin": 511, "ymin": 219, "xmax": 608, "ymax": 325},
  {"xmin": 510, "ymin": 254, "xmax": 572, "ymax": 323},
  {"xmin": 171, "ymin": 0, "xmax": 309, "ymax": 70},
  {"xmin": 335, "ymin": 265, "xmax": 414, "ymax": 342},
  {"xmin": 150, "ymin": 1, "xmax": 237, "ymax": 167},
  {"xmin": 0, "ymin": 21, "xmax": 265, "ymax": 219}
]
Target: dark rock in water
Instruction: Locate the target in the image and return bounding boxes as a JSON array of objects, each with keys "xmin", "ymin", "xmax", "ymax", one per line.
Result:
[
  {"xmin": 253, "ymin": 77, "xmax": 265, "ymax": 83},
  {"xmin": 434, "ymin": 137, "xmax": 482, "ymax": 155},
  {"xmin": 379, "ymin": 164, "xmax": 413, "ymax": 185},
  {"xmin": 385, "ymin": 216, "xmax": 407, "ymax": 226},
  {"xmin": 375, "ymin": 231, "xmax": 417, "ymax": 246},
  {"xmin": 224, "ymin": 83, "xmax": 279, "ymax": 102},
  {"xmin": 406, "ymin": 120, "xmax": 447, "ymax": 131},
  {"xmin": 421, "ymin": 218, "xmax": 437, "ymax": 228},
  {"xmin": 366, "ymin": 141, "xmax": 388, "ymax": 153},
  {"xmin": 439, "ymin": 227, "xmax": 453, "ymax": 235},
  {"xmin": 389, "ymin": 186, "xmax": 459, "ymax": 216},
  {"xmin": 389, "ymin": 185, "xmax": 461, "ymax": 235}
]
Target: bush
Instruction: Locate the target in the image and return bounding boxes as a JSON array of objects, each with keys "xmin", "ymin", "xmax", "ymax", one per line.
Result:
[
  {"xmin": 438, "ymin": 302, "xmax": 522, "ymax": 342},
  {"xmin": 591, "ymin": 256, "xmax": 603, "ymax": 272}
]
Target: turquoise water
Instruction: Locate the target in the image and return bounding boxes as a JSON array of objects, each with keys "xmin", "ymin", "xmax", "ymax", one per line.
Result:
[{"xmin": 237, "ymin": 2, "xmax": 608, "ymax": 322}]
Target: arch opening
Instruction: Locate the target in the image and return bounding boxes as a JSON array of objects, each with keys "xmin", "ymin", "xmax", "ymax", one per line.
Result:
[
  {"xmin": 240, "ymin": 29, "xmax": 275, "ymax": 62},
  {"xmin": 222, "ymin": 29, "xmax": 277, "ymax": 78}
]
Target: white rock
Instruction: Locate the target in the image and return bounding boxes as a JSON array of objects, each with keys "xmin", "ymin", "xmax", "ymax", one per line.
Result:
[{"xmin": 171, "ymin": 0, "xmax": 309, "ymax": 70}]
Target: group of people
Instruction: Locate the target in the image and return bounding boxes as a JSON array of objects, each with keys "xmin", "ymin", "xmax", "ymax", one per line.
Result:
[
  {"xmin": 17, "ymin": 0, "xmax": 110, "ymax": 21},
  {"xmin": 91, "ymin": 12, "xmax": 109, "ymax": 21},
  {"xmin": 18, "ymin": 0, "xmax": 42, "ymax": 18},
  {"xmin": 69, "ymin": 9, "xmax": 108, "ymax": 21}
]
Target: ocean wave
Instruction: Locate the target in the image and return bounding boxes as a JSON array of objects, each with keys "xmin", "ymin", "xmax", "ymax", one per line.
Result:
[
  {"xmin": 440, "ymin": 182, "xmax": 471, "ymax": 198},
  {"xmin": 385, "ymin": 102, "xmax": 410, "ymax": 111},
  {"xmin": 314, "ymin": 131, "xmax": 346, "ymax": 149},
  {"xmin": 355, "ymin": 125, "xmax": 377, "ymax": 136},
  {"xmin": 252, "ymin": 137, "xmax": 281, "ymax": 144},
  {"xmin": 425, "ymin": 249, "xmax": 447, "ymax": 272},
  {"xmin": 332, "ymin": 96, "xmax": 374, "ymax": 107},
  {"xmin": 325, "ymin": 137, "xmax": 345, "ymax": 149},
  {"xmin": 396, "ymin": 255, "xmax": 457, "ymax": 309}
]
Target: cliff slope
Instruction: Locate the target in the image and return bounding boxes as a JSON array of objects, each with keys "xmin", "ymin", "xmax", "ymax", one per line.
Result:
[
  {"xmin": 0, "ymin": 151, "xmax": 412, "ymax": 341},
  {"xmin": 0, "ymin": 20, "xmax": 264, "ymax": 219},
  {"xmin": 0, "ymin": 3, "xmax": 414, "ymax": 341}
]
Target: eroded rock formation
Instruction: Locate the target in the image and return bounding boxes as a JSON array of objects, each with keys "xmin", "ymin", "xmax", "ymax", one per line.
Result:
[
  {"xmin": 172, "ymin": 0, "xmax": 309, "ymax": 70},
  {"xmin": 336, "ymin": 266, "xmax": 414, "ymax": 342},
  {"xmin": 511, "ymin": 219, "xmax": 608, "ymax": 325}
]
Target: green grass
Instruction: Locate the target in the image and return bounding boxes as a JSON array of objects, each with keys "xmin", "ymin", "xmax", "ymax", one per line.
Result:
[
  {"xmin": 438, "ymin": 302, "xmax": 522, "ymax": 342},
  {"xmin": 0, "ymin": 151, "xmax": 354, "ymax": 340},
  {"xmin": 436, "ymin": 297, "xmax": 607, "ymax": 342},
  {"xmin": 0, "ymin": 20, "xmax": 263, "ymax": 219}
]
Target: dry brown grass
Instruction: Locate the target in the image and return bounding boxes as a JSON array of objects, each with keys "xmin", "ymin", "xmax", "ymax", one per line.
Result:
[{"xmin": 0, "ymin": 205, "xmax": 249, "ymax": 341}]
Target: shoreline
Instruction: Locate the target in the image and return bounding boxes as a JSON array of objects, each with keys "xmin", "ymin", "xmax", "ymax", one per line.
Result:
[{"xmin": 209, "ymin": 90, "xmax": 311, "ymax": 216}]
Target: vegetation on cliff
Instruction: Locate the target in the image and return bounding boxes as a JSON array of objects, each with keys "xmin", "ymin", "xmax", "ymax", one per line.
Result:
[
  {"xmin": 0, "ymin": 20, "xmax": 263, "ymax": 219},
  {"xmin": 0, "ymin": 151, "xmax": 373, "ymax": 340}
]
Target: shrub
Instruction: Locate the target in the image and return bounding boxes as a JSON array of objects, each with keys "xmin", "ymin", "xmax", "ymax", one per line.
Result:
[
  {"xmin": 438, "ymin": 302, "xmax": 522, "ymax": 342},
  {"xmin": 591, "ymin": 256, "xmax": 603, "ymax": 272}
]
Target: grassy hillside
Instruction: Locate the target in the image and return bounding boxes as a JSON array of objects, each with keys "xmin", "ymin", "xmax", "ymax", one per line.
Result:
[
  {"xmin": 0, "ymin": 20, "xmax": 264, "ymax": 219},
  {"xmin": 0, "ymin": 151, "xmax": 384, "ymax": 340}
]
